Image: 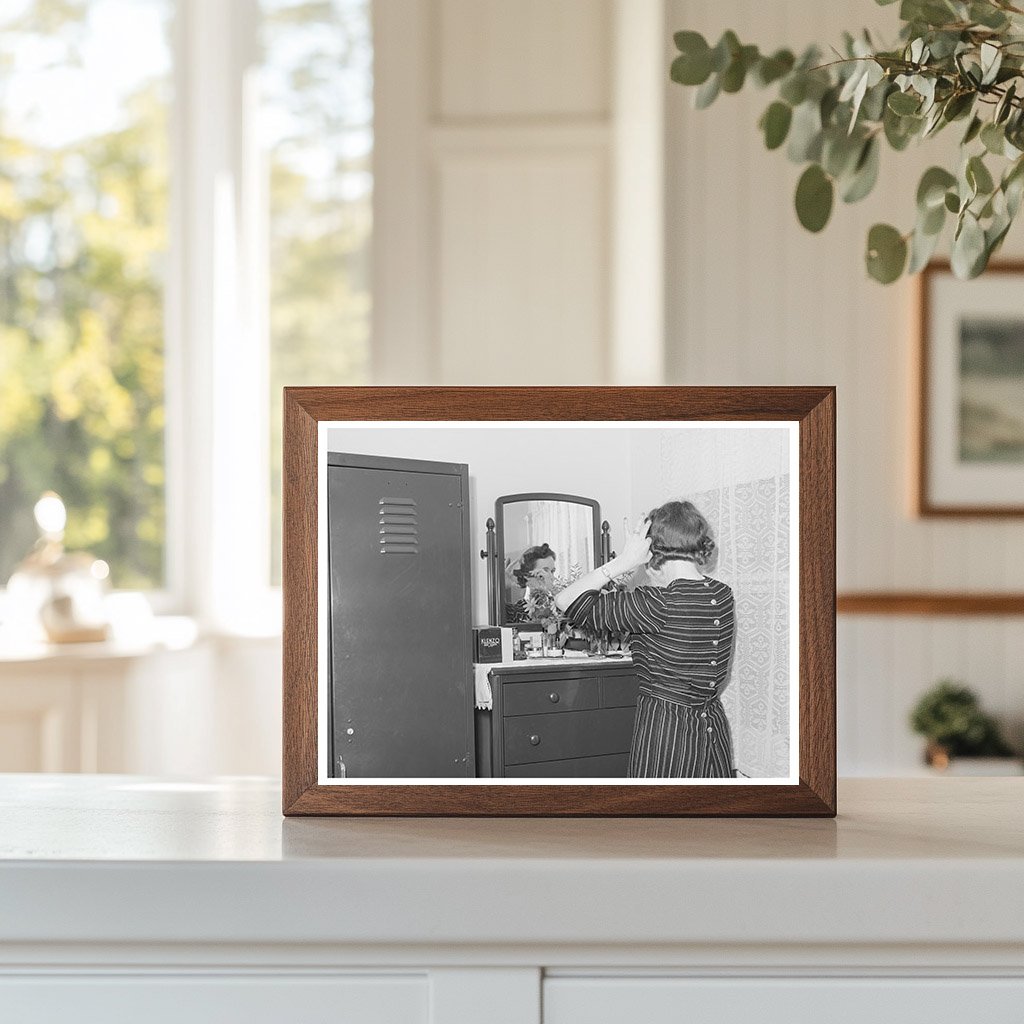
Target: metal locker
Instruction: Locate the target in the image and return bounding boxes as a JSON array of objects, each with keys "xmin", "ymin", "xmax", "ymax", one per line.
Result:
[{"xmin": 327, "ymin": 452, "xmax": 474, "ymax": 778}]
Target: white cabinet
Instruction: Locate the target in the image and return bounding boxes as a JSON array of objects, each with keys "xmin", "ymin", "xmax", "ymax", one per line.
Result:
[
  {"xmin": 1, "ymin": 777, "xmax": 1022, "ymax": 1022},
  {"xmin": 0, "ymin": 635, "xmax": 210, "ymax": 773}
]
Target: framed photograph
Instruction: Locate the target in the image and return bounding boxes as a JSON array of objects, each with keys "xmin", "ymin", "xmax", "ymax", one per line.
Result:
[
  {"xmin": 282, "ymin": 387, "xmax": 835, "ymax": 816},
  {"xmin": 917, "ymin": 261, "xmax": 1024, "ymax": 517}
]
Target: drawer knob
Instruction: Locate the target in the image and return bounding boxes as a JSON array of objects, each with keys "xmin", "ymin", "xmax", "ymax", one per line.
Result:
[
  {"xmin": 548, "ymin": 692, "xmax": 560, "ymax": 703},
  {"xmin": 529, "ymin": 734, "xmax": 541, "ymax": 746}
]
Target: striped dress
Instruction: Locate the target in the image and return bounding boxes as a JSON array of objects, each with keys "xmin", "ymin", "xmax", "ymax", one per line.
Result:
[{"xmin": 564, "ymin": 576, "xmax": 736, "ymax": 778}]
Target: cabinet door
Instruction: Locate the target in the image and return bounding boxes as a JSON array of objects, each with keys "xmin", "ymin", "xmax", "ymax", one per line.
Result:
[
  {"xmin": 328, "ymin": 455, "xmax": 473, "ymax": 778},
  {"xmin": 1, "ymin": 975, "xmax": 427, "ymax": 1024},
  {"xmin": 544, "ymin": 978, "xmax": 1024, "ymax": 1023}
]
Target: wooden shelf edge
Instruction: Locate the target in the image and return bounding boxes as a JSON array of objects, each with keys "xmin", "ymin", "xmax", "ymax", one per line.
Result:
[{"xmin": 838, "ymin": 593, "xmax": 1024, "ymax": 616}]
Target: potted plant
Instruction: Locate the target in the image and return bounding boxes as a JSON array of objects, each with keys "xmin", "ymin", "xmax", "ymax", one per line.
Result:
[
  {"xmin": 909, "ymin": 679, "xmax": 1021, "ymax": 772},
  {"xmin": 670, "ymin": 0, "xmax": 1024, "ymax": 283}
]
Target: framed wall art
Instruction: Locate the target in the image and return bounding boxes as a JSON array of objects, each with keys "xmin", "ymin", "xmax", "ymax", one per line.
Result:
[
  {"xmin": 917, "ymin": 261, "xmax": 1024, "ymax": 517},
  {"xmin": 282, "ymin": 387, "xmax": 836, "ymax": 816}
]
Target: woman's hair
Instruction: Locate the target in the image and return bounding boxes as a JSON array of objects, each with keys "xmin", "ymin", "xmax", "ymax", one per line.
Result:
[
  {"xmin": 513, "ymin": 543, "xmax": 556, "ymax": 586},
  {"xmin": 646, "ymin": 501, "xmax": 715, "ymax": 569}
]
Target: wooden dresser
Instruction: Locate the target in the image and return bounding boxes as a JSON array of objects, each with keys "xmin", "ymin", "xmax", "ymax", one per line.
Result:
[{"xmin": 475, "ymin": 660, "xmax": 640, "ymax": 777}]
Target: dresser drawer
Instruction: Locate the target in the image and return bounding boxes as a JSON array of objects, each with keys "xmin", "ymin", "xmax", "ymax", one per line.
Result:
[
  {"xmin": 599, "ymin": 673, "xmax": 640, "ymax": 708},
  {"xmin": 503, "ymin": 707, "xmax": 636, "ymax": 765},
  {"xmin": 505, "ymin": 753, "xmax": 629, "ymax": 778},
  {"xmin": 501, "ymin": 676, "xmax": 600, "ymax": 717}
]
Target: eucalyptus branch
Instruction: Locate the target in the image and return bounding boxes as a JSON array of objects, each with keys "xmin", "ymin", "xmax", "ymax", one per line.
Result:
[{"xmin": 670, "ymin": 0, "xmax": 1024, "ymax": 283}]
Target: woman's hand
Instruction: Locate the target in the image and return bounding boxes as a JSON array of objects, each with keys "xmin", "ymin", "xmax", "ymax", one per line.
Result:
[
  {"xmin": 615, "ymin": 516, "xmax": 652, "ymax": 572},
  {"xmin": 554, "ymin": 516, "xmax": 650, "ymax": 613}
]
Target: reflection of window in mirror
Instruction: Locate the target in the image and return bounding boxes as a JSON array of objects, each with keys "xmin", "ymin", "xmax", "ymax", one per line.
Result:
[{"xmin": 498, "ymin": 496, "xmax": 598, "ymax": 624}]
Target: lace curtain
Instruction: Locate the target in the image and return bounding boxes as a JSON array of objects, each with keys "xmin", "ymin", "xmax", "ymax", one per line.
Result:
[{"xmin": 651, "ymin": 431, "xmax": 791, "ymax": 779}]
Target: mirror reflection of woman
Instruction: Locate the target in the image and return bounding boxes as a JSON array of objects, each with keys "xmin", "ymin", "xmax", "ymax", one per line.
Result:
[
  {"xmin": 505, "ymin": 543, "xmax": 556, "ymax": 624},
  {"xmin": 554, "ymin": 501, "xmax": 736, "ymax": 779}
]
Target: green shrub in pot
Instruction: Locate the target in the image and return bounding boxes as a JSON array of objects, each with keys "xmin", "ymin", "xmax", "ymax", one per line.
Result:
[{"xmin": 909, "ymin": 679, "xmax": 1016, "ymax": 766}]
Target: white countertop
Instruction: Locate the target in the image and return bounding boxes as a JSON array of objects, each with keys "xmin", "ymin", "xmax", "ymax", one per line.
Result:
[{"xmin": 1, "ymin": 775, "xmax": 1022, "ymax": 952}]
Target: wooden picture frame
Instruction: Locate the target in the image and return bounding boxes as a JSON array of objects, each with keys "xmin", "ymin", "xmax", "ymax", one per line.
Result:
[
  {"xmin": 917, "ymin": 261, "xmax": 1024, "ymax": 517},
  {"xmin": 282, "ymin": 387, "xmax": 836, "ymax": 816}
]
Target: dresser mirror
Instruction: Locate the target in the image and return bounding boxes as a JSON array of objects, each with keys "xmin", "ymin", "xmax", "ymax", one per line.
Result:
[{"xmin": 494, "ymin": 493, "xmax": 602, "ymax": 626}]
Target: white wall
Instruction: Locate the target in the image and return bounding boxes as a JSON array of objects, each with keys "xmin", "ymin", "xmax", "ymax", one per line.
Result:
[
  {"xmin": 120, "ymin": 0, "xmax": 1024, "ymax": 780},
  {"xmin": 373, "ymin": 0, "xmax": 665, "ymax": 386},
  {"xmin": 327, "ymin": 426, "xmax": 632, "ymax": 623},
  {"xmin": 665, "ymin": 0, "xmax": 1024, "ymax": 772}
]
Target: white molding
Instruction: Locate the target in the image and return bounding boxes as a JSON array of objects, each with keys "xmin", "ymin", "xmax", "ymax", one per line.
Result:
[
  {"xmin": 610, "ymin": 0, "xmax": 666, "ymax": 385},
  {"xmin": 176, "ymin": 0, "xmax": 270, "ymax": 631},
  {"xmin": 430, "ymin": 122, "xmax": 611, "ymax": 155},
  {"xmin": 371, "ymin": 0, "xmax": 437, "ymax": 385}
]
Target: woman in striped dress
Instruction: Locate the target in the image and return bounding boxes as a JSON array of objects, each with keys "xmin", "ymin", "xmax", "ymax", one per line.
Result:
[{"xmin": 553, "ymin": 501, "xmax": 736, "ymax": 778}]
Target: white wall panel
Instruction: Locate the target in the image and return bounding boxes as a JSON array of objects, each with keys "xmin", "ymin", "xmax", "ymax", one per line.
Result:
[
  {"xmin": 666, "ymin": 0, "xmax": 1024, "ymax": 774},
  {"xmin": 438, "ymin": 0, "xmax": 610, "ymax": 120},
  {"xmin": 436, "ymin": 151, "xmax": 609, "ymax": 384}
]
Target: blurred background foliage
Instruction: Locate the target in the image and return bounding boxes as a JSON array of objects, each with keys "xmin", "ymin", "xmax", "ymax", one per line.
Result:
[
  {"xmin": 0, "ymin": 0, "xmax": 170, "ymax": 589},
  {"xmin": 0, "ymin": 0, "xmax": 372, "ymax": 591}
]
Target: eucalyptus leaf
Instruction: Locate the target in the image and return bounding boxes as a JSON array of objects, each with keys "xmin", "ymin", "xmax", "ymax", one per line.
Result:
[
  {"xmin": 795, "ymin": 164, "xmax": 834, "ymax": 232},
  {"xmin": 970, "ymin": 2, "xmax": 1009, "ymax": 29},
  {"xmin": 962, "ymin": 115, "xmax": 983, "ymax": 145},
  {"xmin": 754, "ymin": 49, "xmax": 795, "ymax": 87},
  {"xmin": 888, "ymin": 90, "xmax": 921, "ymax": 115},
  {"xmin": 967, "ymin": 154, "xmax": 995, "ymax": 195},
  {"xmin": 908, "ymin": 221, "xmax": 942, "ymax": 273},
  {"xmin": 996, "ymin": 82, "xmax": 1017, "ymax": 124},
  {"xmin": 866, "ymin": 223, "xmax": 908, "ymax": 283},
  {"xmin": 820, "ymin": 85, "xmax": 841, "ymax": 126},
  {"xmin": 760, "ymin": 101, "xmax": 793, "ymax": 150},
  {"xmin": 980, "ymin": 42, "xmax": 1003, "ymax": 86},
  {"xmin": 721, "ymin": 45, "xmax": 759, "ymax": 93},
  {"xmin": 822, "ymin": 128, "xmax": 864, "ymax": 178},
  {"xmin": 779, "ymin": 74, "xmax": 807, "ymax": 106},
  {"xmin": 921, "ymin": 200, "xmax": 946, "ymax": 235},
  {"xmin": 917, "ymin": 166, "xmax": 957, "ymax": 210},
  {"xmin": 981, "ymin": 122, "xmax": 1006, "ymax": 155},
  {"xmin": 787, "ymin": 101, "xmax": 824, "ymax": 162},
  {"xmin": 694, "ymin": 73, "xmax": 721, "ymax": 109},
  {"xmin": 951, "ymin": 212, "xmax": 986, "ymax": 278},
  {"xmin": 710, "ymin": 31, "xmax": 740, "ymax": 74},
  {"xmin": 1006, "ymin": 172, "xmax": 1024, "ymax": 218},
  {"xmin": 861, "ymin": 80, "xmax": 892, "ymax": 122},
  {"xmin": 942, "ymin": 92, "xmax": 974, "ymax": 122},
  {"xmin": 884, "ymin": 106, "xmax": 922, "ymax": 150},
  {"xmin": 842, "ymin": 137, "xmax": 881, "ymax": 203},
  {"xmin": 944, "ymin": 190, "xmax": 961, "ymax": 213}
]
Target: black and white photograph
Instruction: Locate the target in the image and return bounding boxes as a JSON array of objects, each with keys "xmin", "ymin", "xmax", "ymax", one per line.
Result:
[{"xmin": 317, "ymin": 421, "xmax": 798, "ymax": 785}]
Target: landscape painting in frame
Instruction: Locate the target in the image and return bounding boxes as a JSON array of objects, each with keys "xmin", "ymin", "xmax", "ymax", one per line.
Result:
[{"xmin": 919, "ymin": 263, "xmax": 1024, "ymax": 516}]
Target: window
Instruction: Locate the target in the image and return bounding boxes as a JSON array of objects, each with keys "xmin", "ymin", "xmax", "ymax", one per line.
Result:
[
  {"xmin": 0, "ymin": 0, "xmax": 374, "ymax": 616},
  {"xmin": 0, "ymin": 0, "xmax": 173, "ymax": 590}
]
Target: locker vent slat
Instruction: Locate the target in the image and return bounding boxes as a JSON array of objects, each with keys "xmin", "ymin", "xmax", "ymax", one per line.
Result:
[{"xmin": 379, "ymin": 497, "xmax": 418, "ymax": 555}]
